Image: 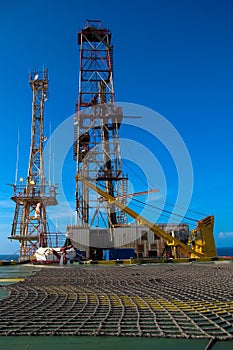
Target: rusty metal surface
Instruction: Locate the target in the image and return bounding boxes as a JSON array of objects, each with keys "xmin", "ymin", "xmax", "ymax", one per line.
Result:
[{"xmin": 0, "ymin": 263, "xmax": 233, "ymax": 339}]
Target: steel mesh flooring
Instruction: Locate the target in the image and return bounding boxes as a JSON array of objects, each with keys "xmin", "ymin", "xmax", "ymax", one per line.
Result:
[{"xmin": 1, "ymin": 263, "xmax": 233, "ymax": 339}]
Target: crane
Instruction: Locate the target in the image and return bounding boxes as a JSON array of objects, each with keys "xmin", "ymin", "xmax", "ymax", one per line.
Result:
[{"xmin": 76, "ymin": 174, "xmax": 217, "ymax": 259}]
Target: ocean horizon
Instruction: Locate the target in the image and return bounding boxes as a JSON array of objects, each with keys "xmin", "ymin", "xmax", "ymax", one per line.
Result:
[
  {"xmin": 0, "ymin": 247, "xmax": 233, "ymax": 261},
  {"xmin": 216, "ymin": 246, "xmax": 233, "ymax": 257}
]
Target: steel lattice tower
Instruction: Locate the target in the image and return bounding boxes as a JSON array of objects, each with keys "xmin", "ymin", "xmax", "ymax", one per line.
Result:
[
  {"xmin": 74, "ymin": 20, "xmax": 128, "ymax": 228},
  {"xmin": 9, "ymin": 69, "xmax": 57, "ymax": 261}
]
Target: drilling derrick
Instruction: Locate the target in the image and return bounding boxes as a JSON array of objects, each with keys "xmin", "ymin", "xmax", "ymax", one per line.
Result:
[
  {"xmin": 9, "ymin": 69, "xmax": 57, "ymax": 261},
  {"xmin": 67, "ymin": 21, "xmax": 217, "ymax": 262},
  {"xmin": 74, "ymin": 20, "xmax": 128, "ymax": 228}
]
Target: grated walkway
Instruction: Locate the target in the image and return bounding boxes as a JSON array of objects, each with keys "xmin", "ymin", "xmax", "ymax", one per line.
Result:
[{"xmin": 1, "ymin": 263, "xmax": 233, "ymax": 339}]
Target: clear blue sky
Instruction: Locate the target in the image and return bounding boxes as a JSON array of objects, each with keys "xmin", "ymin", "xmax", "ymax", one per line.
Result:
[{"xmin": 0, "ymin": 0, "xmax": 233, "ymax": 254}]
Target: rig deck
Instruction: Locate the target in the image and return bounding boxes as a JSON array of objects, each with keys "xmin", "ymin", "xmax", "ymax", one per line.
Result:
[{"xmin": 1, "ymin": 263, "xmax": 233, "ymax": 340}]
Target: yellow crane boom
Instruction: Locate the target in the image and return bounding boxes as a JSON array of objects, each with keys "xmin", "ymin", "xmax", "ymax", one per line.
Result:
[{"xmin": 76, "ymin": 175, "xmax": 217, "ymax": 258}]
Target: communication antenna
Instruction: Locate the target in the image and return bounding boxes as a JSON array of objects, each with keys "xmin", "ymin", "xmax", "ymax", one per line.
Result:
[
  {"xmin": 14, "ymin": 127, "xmax": 20, "ymax": 186},
  {"xmin": 9, "ymin": 68, "xmax": 58, "ymax": 261}
]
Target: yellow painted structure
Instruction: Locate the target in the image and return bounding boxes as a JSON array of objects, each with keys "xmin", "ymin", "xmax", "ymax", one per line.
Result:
[
  {"xmin": 0, "ymin": 278, "xmax": 24, "ymax": 283},
  {"xmin": 77, "ymin": 175, "xmax": 217, "ymax": 259}
]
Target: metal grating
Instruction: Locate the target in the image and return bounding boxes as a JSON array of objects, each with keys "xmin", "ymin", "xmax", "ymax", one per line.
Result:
[{"xmin": 0, "ymin": 263, "xmax": 233, "ymax": 339}]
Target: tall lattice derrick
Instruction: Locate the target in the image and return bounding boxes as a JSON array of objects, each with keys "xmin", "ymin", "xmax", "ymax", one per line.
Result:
[{"xmin": 74, "ymin": 20, "xmax": 128, "ymax": 228}]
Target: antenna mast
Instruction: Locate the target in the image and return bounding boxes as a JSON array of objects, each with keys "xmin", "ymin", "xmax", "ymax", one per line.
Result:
[{"xmin": 9, "ymin": 69, "xmax": 57, "ymax": 261}]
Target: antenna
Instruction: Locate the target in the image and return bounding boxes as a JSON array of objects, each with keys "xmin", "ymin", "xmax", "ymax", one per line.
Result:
[
  {"xmin": 14, "ymin": 127, "xmax": 20, "ymax": 186},
  {"xmin": 48, "ymin": 121, "xmax": 52, "ymax": 186},
  {"xmin": 9, "ymin": 69, "xmax": 58, "ymax": 261}
]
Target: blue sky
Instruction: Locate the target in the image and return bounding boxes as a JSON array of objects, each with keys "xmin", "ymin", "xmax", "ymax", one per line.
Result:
[{"xmin": 0, "ymin": 0, "xmax": 233, "ymax": 253}]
